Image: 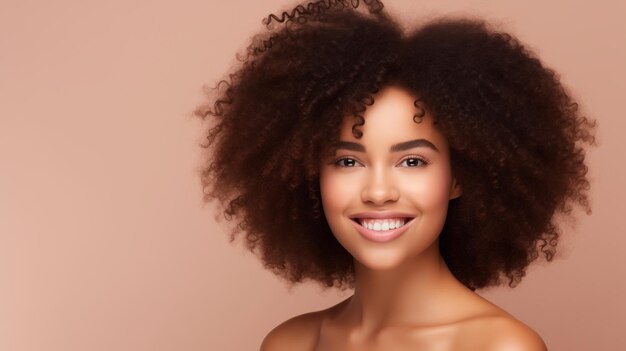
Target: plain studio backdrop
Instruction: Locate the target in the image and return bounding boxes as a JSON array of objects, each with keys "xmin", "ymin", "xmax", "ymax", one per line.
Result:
[{"xmin": 1, "ymin": 0, "xmax": 624, "ymax": 350}]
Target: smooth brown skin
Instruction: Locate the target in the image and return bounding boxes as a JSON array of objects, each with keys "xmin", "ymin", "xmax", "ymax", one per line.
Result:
[{"xmin": 260, "ymin": 86, "xmax": 548, "ymax": 351}]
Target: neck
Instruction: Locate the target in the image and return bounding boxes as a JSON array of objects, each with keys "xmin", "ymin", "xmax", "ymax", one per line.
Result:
[{"xmin": 342, "ymin": 240, "xmax": 466, "ymax": 335}]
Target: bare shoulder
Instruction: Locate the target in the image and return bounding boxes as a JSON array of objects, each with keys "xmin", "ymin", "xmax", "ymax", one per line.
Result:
[
  {"xmin": 457, "ymin": 315, "xmax": 547, "ymax": 351},
  {"xmin": 484, "ymin": 316, "xmax": 547, "ymax": 351},
  {"xmin": 259, "ymin": 310, "xmax": 325, "ymax": 351}
]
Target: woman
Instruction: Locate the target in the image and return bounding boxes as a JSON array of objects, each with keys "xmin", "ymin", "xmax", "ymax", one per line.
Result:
[{"xmin": 194, "ymin": 0, "xmax": 596, "ymax": 349}]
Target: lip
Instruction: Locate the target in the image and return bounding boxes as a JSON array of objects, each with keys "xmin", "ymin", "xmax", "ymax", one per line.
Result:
[
  {"xmin": 349, "ymin": 211, "xmax": 415, "ymax": 220},
  {"xmin": 348, "ymin": 213, "xmax": 416, "ymax": 243}
]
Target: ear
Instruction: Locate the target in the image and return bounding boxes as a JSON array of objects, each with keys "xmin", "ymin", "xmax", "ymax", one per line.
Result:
[{"xmin": 449, "ymin": 177, "xmax": 462, "ymax": 200}]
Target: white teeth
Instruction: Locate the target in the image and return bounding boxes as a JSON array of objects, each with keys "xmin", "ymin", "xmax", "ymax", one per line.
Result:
[{"xmin": 359, "ymin": 218, "xmax": 407, "ymax": 231}]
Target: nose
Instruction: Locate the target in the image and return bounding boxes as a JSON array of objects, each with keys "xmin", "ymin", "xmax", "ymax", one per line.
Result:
[{"xmin": 361, "ymin": 168, "xmax": 400, "ymax": 205}]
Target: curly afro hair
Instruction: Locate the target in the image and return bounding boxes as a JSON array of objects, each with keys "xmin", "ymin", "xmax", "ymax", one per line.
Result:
[{"xmin": 194, "ymin": 0, "xmax": 597, "ymax": 291}]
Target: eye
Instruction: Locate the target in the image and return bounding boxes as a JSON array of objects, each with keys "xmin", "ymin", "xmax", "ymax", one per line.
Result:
[
  {"xmin": 399, "ymin": 156, "xmax": 428, "ymax": 168},
  {"xmin": 334, "ymin": 157, "xmax": 362, "ymax": 168}
]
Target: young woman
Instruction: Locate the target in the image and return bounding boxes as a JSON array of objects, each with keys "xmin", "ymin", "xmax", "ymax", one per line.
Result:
[{"xmin": 194, "ymin": 0, "xmax": 596, "ymax": 349}]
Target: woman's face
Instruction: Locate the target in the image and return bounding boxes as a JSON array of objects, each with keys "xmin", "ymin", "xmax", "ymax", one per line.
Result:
[{"xmin": 319, "ymin": 86, "xmax": 462, "ymax": 270}]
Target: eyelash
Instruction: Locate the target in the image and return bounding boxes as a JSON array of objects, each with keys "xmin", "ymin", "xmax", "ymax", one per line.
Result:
[{"xmin": 333, "ymin": 155, "xmax": 429, "ymax": 168}]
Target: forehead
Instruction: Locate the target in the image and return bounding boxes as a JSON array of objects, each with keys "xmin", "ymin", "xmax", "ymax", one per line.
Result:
[{"xmin": 338, "ymin": 86, "xmax": 449, "ymax": 152}]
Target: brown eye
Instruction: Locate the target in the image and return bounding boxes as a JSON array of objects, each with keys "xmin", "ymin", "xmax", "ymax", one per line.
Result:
[
  {"xmin": 400, "ymin": 157, "xmax": 428, "ymax": 168},
  {"xmin": 335, "ymin": 157, "xmax": 361, "ymax": 167}
]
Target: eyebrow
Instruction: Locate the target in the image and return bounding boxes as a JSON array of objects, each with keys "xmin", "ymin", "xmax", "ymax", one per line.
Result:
[{"xmin": 336, "ymin": 138, "xmax": 439, "ymax": 153}]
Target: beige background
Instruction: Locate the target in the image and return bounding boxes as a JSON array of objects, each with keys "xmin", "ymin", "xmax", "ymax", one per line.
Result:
[{"xmin": 1, "ymin": 0, "xmax": 624, "ymax": 350}]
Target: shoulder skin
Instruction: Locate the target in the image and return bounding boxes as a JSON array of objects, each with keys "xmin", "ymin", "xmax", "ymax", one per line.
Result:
[
  {"xmin": 259, "ymin": 311, "xmax": 323, "ymax": 351},
  {"xmin": 481, "ymin": 316, "xmax": 548, "ymax": 351}
]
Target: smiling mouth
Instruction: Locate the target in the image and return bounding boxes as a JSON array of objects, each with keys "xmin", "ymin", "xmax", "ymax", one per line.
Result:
[{"xmin": 351, "ymin": 217, "xmax": 414, "ymax": 231}]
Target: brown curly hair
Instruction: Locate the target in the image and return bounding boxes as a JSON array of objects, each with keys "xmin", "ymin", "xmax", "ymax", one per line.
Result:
[{"xmin": 194, "ymin": 0, "xmax": 597, "ymax": 291}]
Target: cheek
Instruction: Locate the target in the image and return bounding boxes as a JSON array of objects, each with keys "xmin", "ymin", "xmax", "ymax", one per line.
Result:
[
  {"xmin": 402, "ymin": 170, "xmax": 452, "ymax": 210},
  {"xmin": 319, "ymin": 168, "xmax": 351, "ymax": 215}
]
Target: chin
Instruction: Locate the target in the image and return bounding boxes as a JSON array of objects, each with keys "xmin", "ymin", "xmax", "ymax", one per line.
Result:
[{"xmin": 352, "ymin": 248, "xmax": 411, "ymax": 271}]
